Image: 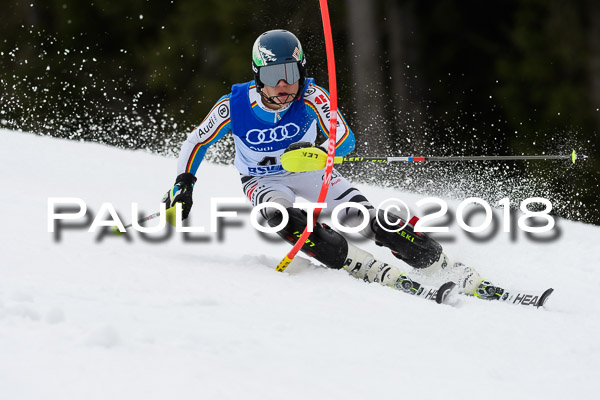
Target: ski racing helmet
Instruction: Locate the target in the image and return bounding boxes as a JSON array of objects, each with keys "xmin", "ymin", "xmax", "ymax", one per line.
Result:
[{"xmin": 252, "ymin": 29, "xmax": 307, "ymax": 101}]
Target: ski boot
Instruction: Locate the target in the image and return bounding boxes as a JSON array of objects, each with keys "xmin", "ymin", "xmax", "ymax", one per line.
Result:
[
  {"xmin": 448, "ymin": 262, "xmax": 497, "ymax": 297},
  {"xmin": 344, "ymin": 243, "xmax": 422, "ymax": 294}
]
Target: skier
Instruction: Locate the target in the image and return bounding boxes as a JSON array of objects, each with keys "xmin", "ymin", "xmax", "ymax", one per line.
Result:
[{"xmin": 162, "ymin": 29, "xmax": 498, "ymax": 300}]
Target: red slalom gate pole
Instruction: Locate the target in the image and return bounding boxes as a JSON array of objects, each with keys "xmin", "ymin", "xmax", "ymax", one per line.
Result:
[{"xmin": 275, "ymin": 0, "xmax": 338, "ymax": 272}]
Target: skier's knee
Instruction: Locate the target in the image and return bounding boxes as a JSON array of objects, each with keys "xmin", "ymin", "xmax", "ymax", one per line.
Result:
[
  {"xmin": 256, "ymin": 197, "xmax": 294, "ymax": 221},
  {"xmin": 267, "ymin": 207, "xmax": 348, "ymax": 269},
  {"xmin": 374, "ymin": 210, "xmax": 442, "ymax": 269}
]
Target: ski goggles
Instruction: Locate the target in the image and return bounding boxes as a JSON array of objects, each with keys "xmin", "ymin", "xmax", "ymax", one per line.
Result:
[{"xmin": 259, "ymin": 62, "xmax": 301, "ymax": 87}]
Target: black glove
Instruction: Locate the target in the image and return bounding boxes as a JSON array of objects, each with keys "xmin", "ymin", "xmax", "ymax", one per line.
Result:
[
  {"xmin": 284, "ymin": 141, "xmax": 328, "ymax": 154},
  {"xmin": 162, "ymin": 172, "xmax": 197, "ymax": 220}
]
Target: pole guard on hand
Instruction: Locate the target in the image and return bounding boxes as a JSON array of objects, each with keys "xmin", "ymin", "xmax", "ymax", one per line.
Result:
[{"xmin": 280, "ymin": 146, "xmax": 343, "ymax": 172}]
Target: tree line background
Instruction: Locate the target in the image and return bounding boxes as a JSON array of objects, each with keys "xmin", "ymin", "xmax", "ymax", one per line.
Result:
[{"xmin": 1, "ymin": 0, "xmax": 599, "ymax": 225}]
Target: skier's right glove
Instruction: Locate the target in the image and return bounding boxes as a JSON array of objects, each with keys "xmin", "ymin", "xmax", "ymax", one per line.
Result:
[{"xmin": 162, "ymin": 172, "xmax": 197, "ymax": 220}]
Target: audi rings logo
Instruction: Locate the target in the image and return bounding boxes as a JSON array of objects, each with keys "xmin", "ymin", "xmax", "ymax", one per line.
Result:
[{"xmin": 246, "ymin": 123, "xmax": 301, "ymax": 145}]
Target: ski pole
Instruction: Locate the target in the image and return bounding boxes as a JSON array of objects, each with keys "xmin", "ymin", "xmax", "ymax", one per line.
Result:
[
  {"xmin": 111, "ymin": 210, "xmax": 162, "ymax": 236},
  {"xmin": 111, "ymin": 206, "xmax": 176, "ymax": 236},
  {"xmin": 280, "ymin": 148, "xmax": 582, "ymax": 173},
  {"xmin": 339, "ymin": 150, "xmax": 579, "ymax": 164}
]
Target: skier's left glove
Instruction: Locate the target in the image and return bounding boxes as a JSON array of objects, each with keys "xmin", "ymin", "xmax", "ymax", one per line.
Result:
[
  {"xmin": 281, "ymin": 142, "xmax": 331, "ymax": 173},
  {"xmin": 162, "ymin": 172, "xmax": 197, "ymax": 220}
]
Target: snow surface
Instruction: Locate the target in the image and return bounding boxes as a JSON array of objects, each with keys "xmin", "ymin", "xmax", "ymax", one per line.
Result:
[{"xmin": 1, "ymin": 128, "xmax": 599, "ymax": 400}]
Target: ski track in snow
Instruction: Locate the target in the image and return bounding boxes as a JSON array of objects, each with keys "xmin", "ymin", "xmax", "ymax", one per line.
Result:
[{"xmin": 1, "ymin": 129, "xmax": 599, "ymax": 400}]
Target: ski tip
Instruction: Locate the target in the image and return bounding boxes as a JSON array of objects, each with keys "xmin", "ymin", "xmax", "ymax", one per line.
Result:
[
  {"xmin": 436, "ymin": 281, "xmax": 457, "ymax": 304},
  {"xmin": 111, "ymin": 225, "xmax": 123, "ymax": 236},
  {"xmin": 537, "ymin": 288, "xmax": 554, "ymax": 308}
]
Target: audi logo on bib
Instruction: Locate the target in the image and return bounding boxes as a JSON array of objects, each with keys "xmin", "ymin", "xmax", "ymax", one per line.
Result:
[{"xmin": 246, "ymin": 123, "xmax": 301, "ymax": 145}]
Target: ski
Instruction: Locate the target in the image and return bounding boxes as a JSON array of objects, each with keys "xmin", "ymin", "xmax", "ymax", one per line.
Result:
[
  {"xmin": 492, "ymin": 287, "xmax": 554, "ymax": 308},
  {"xmin": 435, "ymin": 283, "xmax": 554, "ymax": 308}
]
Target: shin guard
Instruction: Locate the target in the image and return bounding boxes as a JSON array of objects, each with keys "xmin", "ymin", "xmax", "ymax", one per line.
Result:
[
  {"xmin": 267, "ymin": 208, "xmax": 348, "ymax": 270},
  {"xmin": 374, "ymin": 211, "xmax": 443, "ymax": 269}
]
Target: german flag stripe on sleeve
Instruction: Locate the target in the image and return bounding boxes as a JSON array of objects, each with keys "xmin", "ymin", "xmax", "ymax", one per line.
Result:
[
  {"xmin": 304, "ymin": 99, "xmax": 349, "ymax": 147},
  {"xmin": 185, "ymin": 117, "xmax": 230, "ymax": 173},
  {"xmin": 199, "ymin": 97, "xmax": 228, "ymax": 125}
]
